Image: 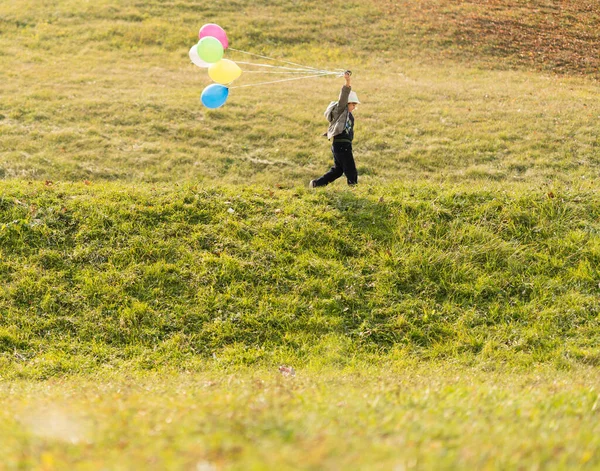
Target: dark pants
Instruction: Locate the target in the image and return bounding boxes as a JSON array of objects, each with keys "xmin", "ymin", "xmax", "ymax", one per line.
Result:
[{"xmin": 313, "ymin": 142, "xmax": 357, "ymax": 187}]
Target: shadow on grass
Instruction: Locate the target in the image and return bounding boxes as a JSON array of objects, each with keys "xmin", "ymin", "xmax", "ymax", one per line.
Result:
[{"xmin": 326, "ymin": 189, "xmax": 396, "ymax": 249}]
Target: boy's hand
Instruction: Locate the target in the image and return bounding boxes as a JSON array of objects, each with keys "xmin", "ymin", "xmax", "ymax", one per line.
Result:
[{"xmin": 344, "ymin": 70, "xmax": 352, "ymax": 87}]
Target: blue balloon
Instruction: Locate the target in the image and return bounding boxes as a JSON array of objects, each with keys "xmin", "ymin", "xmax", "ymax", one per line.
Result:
[{"xmin": 201, "ymin": 84, "xmax": 229, "ymax": 109}]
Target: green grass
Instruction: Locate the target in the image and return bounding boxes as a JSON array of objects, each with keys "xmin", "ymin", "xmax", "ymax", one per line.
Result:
[
  {"xmin": 1, "ymin": 180, "xmax": 599, "ymax": 379},
  {"xmin": 2, "ymin": 0, "xmax": 600, "ymax": 468},
  {"xmin": 2, "ymin": 366, "xmax": 600, "ymax": 470},
  {"xmin": 1, "ymin": 0, "xmax": 599, "ymax": 185}
]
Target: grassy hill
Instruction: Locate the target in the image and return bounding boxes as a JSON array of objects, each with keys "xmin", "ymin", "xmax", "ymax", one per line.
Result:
[
  {"xmin": 2, "ymin": 180, "xmax": 599, "ymax": 379},
  {"xmin": 1, "ymin": 0, "xmax": 599, "ymax": 185},
  {"xmin": 2, "ymin": 0, "xmax": 600, "ymax": 469}
]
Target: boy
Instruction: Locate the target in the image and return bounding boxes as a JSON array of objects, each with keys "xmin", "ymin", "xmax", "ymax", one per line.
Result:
[{"xmin": 309, "ymin": 71, "xmax": 360, "ymax": 188}]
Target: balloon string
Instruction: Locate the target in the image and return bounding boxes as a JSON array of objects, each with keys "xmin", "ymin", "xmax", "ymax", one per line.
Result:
[
  {"xmin": 228, "ymin": 48, "xmax": 324, "ymax": 72},
  {"xmin": 242, "ymin": 70, "xmax": 333, "ymax": 74},
  {"xmin": 234, "ymin": 60, "xmax": 332, "ymax": 73},
  {"xmin": 229, "ymin": 72, "xmax": 337, "ymax": 89}
]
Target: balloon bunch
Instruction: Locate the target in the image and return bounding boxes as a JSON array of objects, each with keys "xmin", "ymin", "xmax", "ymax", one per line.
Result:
[
  {"xmin": 189, "ymin": 23, "xmax": 347, "ymax": 109},
  {"xmin": 189, "ymin": 24, "xmax": 241, "ymax": 108}
]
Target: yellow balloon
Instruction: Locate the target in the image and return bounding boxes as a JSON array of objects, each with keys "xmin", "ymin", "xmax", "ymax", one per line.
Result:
[{"xmin": 208, "ymin": 59, "xmax": 242, "ymax": 85}]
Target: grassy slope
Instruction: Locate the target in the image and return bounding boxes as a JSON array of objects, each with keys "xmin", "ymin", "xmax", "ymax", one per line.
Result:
[
  {"xmin": 1, "ymin": 180, "xmax": 599, "ymax": 379},
  {"xmin": 1, "ymin": 0, "xmax": 599, "ymax": 185}
]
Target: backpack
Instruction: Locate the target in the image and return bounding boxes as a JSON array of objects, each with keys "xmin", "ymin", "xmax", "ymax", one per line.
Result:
[{"xmin": 324, "ymin": 101, "xmax": 338, "ymax": 123}]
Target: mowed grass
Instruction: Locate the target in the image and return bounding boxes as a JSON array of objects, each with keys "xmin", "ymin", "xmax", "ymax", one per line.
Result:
[
  {"xmin": 1, "ymin": 0, "xmax": 599, "ymax": 185},
  {"xmin": 2, "ymin": 366, "xmax": 600, "ymax": 471},
  {"xmin": 2, "ymin": 0, "xmax": 600, "ymax": 469}
]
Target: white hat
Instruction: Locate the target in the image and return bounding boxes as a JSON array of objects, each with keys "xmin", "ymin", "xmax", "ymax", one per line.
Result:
[{"xmin": 348, "ymin": 91, "xmax": 360, "ymax": 104}]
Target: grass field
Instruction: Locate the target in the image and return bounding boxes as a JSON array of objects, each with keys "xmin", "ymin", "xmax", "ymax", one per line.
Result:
[
  {"xmin": 1, "ymin": 0, "xmax": 600, "ymax": 469},
  {"xmin": 2, "ymin": 366, "xmax": 599, "ymax": 470}
]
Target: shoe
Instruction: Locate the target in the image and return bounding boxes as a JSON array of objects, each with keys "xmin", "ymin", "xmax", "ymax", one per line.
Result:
[{"xmin": 309, "ymin": 180, "xmax": 316, "ymax": 189}]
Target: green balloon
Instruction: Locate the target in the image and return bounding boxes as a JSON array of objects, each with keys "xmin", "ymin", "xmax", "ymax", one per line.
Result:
[{"xmin": 196, "ymin": 37, "xmax": 224, "ymax": 64}]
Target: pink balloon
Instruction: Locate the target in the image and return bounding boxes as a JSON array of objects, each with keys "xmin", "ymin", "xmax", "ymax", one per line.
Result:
[{"xmin": 199, "ymin": 23, "xmax": 229, "ymax": 50}]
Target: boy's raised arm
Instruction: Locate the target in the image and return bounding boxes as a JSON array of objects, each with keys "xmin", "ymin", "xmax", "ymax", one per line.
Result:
[{"xmin": 337, "ymin": 71, "xmax": 352, "ymax": 111}]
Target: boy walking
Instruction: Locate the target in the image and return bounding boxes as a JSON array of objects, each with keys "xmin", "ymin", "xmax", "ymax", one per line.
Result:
[{"xmin": 310, "ymin": 71, "xmax": 360, "ymax": 188}]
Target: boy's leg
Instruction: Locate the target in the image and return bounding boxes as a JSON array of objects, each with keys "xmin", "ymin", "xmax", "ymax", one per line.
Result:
[
  {"xmin": 311, "ymin": 146, "xmax": 344, "ymax": 187},
  {"xmin": 340, "ymin": 145, "xmax": 358, "ymax": 185}
]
